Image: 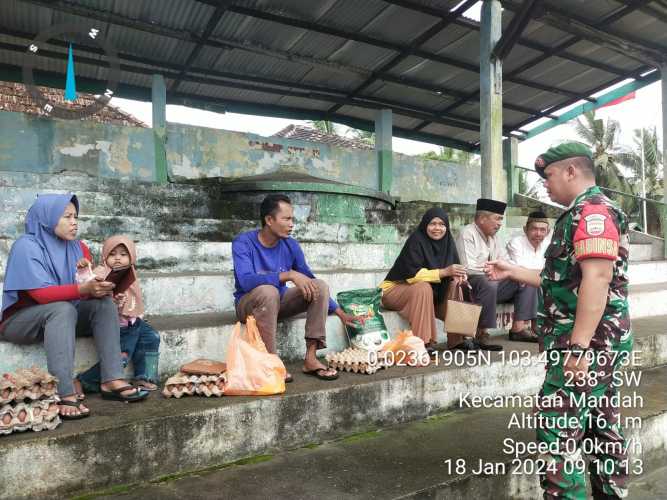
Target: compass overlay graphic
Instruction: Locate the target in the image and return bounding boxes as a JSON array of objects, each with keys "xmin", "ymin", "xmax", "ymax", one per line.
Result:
[{"xmin": 22, "ymin": 23, "xmax": 121, "ymax": 120}]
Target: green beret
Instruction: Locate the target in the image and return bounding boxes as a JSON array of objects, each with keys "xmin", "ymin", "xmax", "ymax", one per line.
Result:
[{"xmin": 534, "ymin": 141, "xmax": 592, "ymax": 178}]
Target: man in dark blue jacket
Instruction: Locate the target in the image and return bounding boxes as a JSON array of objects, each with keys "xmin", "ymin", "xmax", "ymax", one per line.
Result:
[{"xmin": 233, "ymin": 194, "xmax": 359, "ymax": 381}]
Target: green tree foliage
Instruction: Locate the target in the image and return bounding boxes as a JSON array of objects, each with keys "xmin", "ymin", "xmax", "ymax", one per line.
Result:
[
  {"xmin": 617, "ymin": 127, "xmax": 663, "ymax": 197},
  {"xmin": 309, "ymin": 120, "xmax": 337, "ymax": 135},
  {"xmin": 573, "ymin": 110, "xmax": 634, "ymax": 214},
  {"xmin": 616, "ymin": 126, "xmax": 664, "ymax": 235},
  {"xmin": 350, "ymin": 128, "xmax": 375, "ymax": 146},
  {"xmin": 419, "ymin": 146, "xmax": 478, "ymax": 166}
]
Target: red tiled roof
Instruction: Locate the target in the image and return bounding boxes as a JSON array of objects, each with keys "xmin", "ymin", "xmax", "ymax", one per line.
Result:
[
  {"xmin": 273, "ymin": 124, "xmax": 373, "ymax": 150},
  {"xmin": 0, "ymin": 81, "xmax": 147, "ymax": 127}
]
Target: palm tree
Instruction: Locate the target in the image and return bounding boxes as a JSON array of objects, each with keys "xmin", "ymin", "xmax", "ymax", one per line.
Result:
[
  {"xmin": 309, "ymin": 120, "xmax": 337, "ymax": 135},
  {"xmin": 573, "ymin": 110, "xmax": 634, "ymax": 213},
  {"xmin": 616, "ymin": 127, "xmax": 664, "ymax": 235},
  {"xmin": 617, "ymin": 127, "xmax": 663, "ymax": 196},
  {"xmin": 349, "ymin": 128, "xmax": 375, "ymax": 146}
]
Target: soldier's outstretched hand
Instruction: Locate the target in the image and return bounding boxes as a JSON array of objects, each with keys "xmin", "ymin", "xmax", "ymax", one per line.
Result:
[{"xmin": 485, "ymin": 260, "xmax": 515, "ymax": 281}]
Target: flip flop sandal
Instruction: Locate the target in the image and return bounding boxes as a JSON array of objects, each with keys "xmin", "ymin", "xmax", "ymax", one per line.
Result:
[
  {"xmin": 302, "ymin": 368, "xmax": 338, "ymax": 381},
  {"xmin": 73, "ymin": 379, "xmax": 85, "ymax": 401},
  {"xmin": 450, "ymin": 339, "xmax": 479, "ymax": 351},
  {"xmin": 285, "ymin": 374, "xmax": 294, "ymax": 384},
  {"xmin": 100, "ymin": 385, "xmax": 149, "ymax": 402},
  {"xmin": 59, "ymin": 399, "xmax": 90, "ymax": 420},
  {"xmin": 132, "ymin": 380, "xmax": 159, "ymax": 391}
]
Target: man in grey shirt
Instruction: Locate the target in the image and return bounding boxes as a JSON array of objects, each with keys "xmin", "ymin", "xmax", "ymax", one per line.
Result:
[{"xmin": 455, "ymin": 199, "xmax": 538, "ymax": 351}]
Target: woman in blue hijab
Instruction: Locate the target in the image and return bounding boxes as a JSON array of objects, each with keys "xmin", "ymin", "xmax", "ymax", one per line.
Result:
[{"xmin": 0, "ymin": 194, "xmax": 148, "ymax": 419}]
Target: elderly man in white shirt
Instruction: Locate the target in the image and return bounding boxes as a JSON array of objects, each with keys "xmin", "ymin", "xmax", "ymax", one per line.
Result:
[
  {"xmin": 506, "ymin": 210, "xmax": 551, "ymax": 341},
  {"xmin": 506, "ymin": 210, "xmax": 551, "ymax": 270},
  {"xmin": 455, "ymin": 198, "xmax": 539, "ymax": 351}
]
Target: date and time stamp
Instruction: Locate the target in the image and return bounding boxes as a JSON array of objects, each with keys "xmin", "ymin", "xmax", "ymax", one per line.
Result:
[{"xmin": 366, "ymin": 347, "xmax": 646, "ymax": 478}]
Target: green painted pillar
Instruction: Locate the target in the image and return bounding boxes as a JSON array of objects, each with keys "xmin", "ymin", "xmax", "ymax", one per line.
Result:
[
  {"xmin": 375, "ymin": 108, "xmax": 393, "ymax": 194},
  {"xmin": 662, "ymin": 65, "xmax": 667, "ymax": 258},
  {"xmin": 480, "ymin": 0, "xmax": 506, "ymax": 201},
  {"xmin": 152, "ymin": 74, "xmax": 168, "ymax": 184},
  {"xmin": 503, "ymin": 137, "xmax": 519, "ymax": 206}
]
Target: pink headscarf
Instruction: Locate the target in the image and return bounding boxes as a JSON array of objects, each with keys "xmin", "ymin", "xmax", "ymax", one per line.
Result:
[{"xmin": 94, "ymin": 235, "xmax": 144, "ymax": 318}]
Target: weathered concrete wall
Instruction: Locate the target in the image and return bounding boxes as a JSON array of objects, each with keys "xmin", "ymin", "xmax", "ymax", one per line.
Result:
[
  {"xmin": 166, "ymin": 123, "xmax": 379, "ymax": 188},
  {"xmin": 0, "ymin": 112, "xmax": 156, "ymax": 180},
  {"xmin": 392, "ymin": 152, "xmax": 481, "ymax": 203},
  {"xmin": 166, "ymin": 123, "xmax": 480, "ymax": 203},
  {"xmin": 0, "ymin": 111, "xmax": 479, "ymax": 203}
]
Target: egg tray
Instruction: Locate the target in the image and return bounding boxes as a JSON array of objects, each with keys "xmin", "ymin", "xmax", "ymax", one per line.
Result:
[
  {"xmin": 0, "ymin": 398, "xmax": 61, "ymax": 436},
  {"xmin": 1, "ymin": 367, "xmax": 59, "ymax": 405},
  {"xmin": 325, "ymin": 348, "xmax": 388, "ymax": 375},
  {"xmin": 161, "ymin": 372, "xmax": 227, "ymax": 398}
]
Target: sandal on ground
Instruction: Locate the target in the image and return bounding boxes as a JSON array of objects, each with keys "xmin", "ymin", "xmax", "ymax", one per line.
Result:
[
  {"xmin": 285, "ymin": 374, "xmax": 294, "ymax": 384},
  {"xmin": 73, "ymin": 378, "xmax": 85, "ymax": 401},
  {"xmin": 100, "ymin": 385, "xmax": 149, "ymax": 402},
  {"xmin": 473, "ymin": 339, "xmax": 503, "ymax": 351},
  {"xmin": 132, "ymin": 379, "xmax": 159, "ymax": 391},
  {"xmin": 425, "ymin": 344, "xmax": 438, "ymax": 356},
  {"xmin": 58, "ymin": 399, "xmax": 90, "ymax": 420},
  {"xmin": 450, "ymin": 338, "xmax": 478, "ymax": 351},
  {"xmin": 302, "ymin": 368, "xmax": 338, "ymax": 381}
]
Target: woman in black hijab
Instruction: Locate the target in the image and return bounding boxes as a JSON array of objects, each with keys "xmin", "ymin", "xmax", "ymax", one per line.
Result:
[{"xmin": 380, "ymin": 208, "xmax": 468, "ymax": 350}]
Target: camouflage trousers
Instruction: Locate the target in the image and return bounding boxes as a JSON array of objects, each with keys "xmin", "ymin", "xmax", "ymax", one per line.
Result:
[{"xmin": 536, "ymin": 349, "xmax": 630, "ymax": 499}]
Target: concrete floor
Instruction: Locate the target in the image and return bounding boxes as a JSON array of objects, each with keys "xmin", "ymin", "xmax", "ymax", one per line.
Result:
[{"xmin": 75, "ymin": 365, "xmax": 667, "ymax": 500}]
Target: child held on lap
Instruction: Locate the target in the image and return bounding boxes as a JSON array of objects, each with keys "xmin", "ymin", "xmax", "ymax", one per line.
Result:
[{"xmin": 77, "ymin": 235, "xmax": 160, "ymax": 392}]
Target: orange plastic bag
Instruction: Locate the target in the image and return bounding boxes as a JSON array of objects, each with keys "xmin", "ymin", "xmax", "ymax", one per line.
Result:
[
  {"xmin": 381, "ymin": 330, "xmax": 430, "ymax": 367},
  {"xmin": 223, "ymin": 316, "xmax": 287, "ymax": 396}
]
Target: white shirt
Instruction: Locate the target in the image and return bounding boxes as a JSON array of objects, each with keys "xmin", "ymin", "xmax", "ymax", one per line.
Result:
[
  {"xmin": 455, "ymin": 223, "xmax": 509, "ymax": 274},
  {"xmin": 506, "ymin": 233, "xmax": 552, "ymax": 270}
]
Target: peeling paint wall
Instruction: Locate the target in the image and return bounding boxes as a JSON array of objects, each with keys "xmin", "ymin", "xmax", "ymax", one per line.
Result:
[
  {"xmin": 166, "ymin": 123, "xmax": 379, "ymax": 189},
  {"xmin": 166, "ymin": 123, "xmax": 480, "ymax": 204},
  {"xmin": 0, "ymin": 111, "xmax": 156, "ymax": 181},
  {"xmin": 392, "ymin": 152, "xmax": 481, "ymax": 203},
  {"xmin": 0, "ymin": 111, "xmax": 480, "ymax": 204}
]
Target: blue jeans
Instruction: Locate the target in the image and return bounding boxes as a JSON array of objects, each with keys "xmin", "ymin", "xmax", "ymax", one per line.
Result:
[{"xmin": 77, "ymin": 318, "xmax": 160, "ymax": 392}]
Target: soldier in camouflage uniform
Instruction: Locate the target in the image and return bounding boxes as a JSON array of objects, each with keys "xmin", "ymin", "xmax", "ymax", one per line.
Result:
[{"xmin": 485, "ymin": 142, "xmax": 632, "ymax": 500}]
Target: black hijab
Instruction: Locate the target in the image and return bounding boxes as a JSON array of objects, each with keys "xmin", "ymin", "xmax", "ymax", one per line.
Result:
[{"xmin": 385, "ymin": 207, "xmax": 460, "ymax": 304}]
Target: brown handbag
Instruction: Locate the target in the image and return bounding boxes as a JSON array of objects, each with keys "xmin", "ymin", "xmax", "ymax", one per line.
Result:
[{"xmin": 442, "ymin": 281, "xmax": 482, "ymax": 337}]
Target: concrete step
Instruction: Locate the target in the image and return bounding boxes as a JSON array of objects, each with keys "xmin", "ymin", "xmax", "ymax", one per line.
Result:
[
  {"xmin": 2, "ymin": 231, "xmax": 664, "ymax": 281},
  {"xmin": 0, "ymin": 171, "xmax": 394, "ymax": 222},
  {"xmin": 629, "ymin": 283, "xmax": 667, "ymax": 319},
  {"xmin": 0, "ymin": 309, "xmax": 409, "ymax": 375},
  {"xmin": 1, "ymin": 292, "xmax": 665, "ymax": 381},
  {"xmin": 137, "ymin": 269, "xmax": 390, "ymax": 317},
  {"xmin": 0, "ymin": 239, "xmax": 402, "ymax": 276},
  {"xmin": 106, "ymin": 276, "xmax": 667, "ymax": 319},
  {"xmin": 627, "ymin": 260, "xmax": 667, "ymax": 285},
  {"xmin": 0, "ymin": 211, "xmax": 407, "ymax": 244},
  {"xmin": 630, "ymin": 464, "xmax": 667, "ymax": 499},
  {"xmin": 0, "ymin": 264, "xmax": 664, "ymax": 319},
  {"xmin": 631, "ymin": 243, "xmax": 658, "ymax": 262},
  {"xmin": 1, "ymin": 328, "xmax": 664, "ymax": 499},
  {"xmin": 629, "ymin": 230, "xmax": 666, "ymax": 262},
  {"xmin": 80, "ymin": 366, "xmax": 667, "ymax": 500}
]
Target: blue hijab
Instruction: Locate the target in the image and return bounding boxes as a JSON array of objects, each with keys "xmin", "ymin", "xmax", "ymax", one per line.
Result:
[{"xmin": 2, "ymin": 194, "xmax": 83, "ymax": 316}]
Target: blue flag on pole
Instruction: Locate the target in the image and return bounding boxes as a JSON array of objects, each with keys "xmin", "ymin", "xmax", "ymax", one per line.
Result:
[{"xmin": 64, "ymin": 44, "xmax": 77, "ymax": 101}]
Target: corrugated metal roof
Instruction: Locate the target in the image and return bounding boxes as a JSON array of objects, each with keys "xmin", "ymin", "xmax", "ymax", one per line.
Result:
[{"xmin": 0, "ymin": 0, "xmax": 664, "ymax": 151}]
